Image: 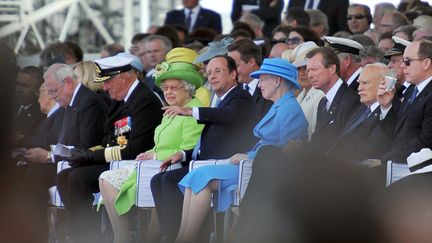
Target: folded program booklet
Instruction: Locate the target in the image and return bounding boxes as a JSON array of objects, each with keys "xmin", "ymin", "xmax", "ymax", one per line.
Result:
[{"xmin": 52, "ymin": 144, "xmax": 74, "ymax": 158}]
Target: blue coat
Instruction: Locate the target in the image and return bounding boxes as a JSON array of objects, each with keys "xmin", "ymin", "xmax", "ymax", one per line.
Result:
[{"xmin": 248, "ymin": 91, "xmax": 308, "ymax": 158}]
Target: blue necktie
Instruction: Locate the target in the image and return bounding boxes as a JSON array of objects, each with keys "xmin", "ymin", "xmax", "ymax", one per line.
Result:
[
  {"xmin": 215, "ymin": 98, "xmax": 222, "ymax": 108},
  {"xmin": 185, "ymin": 10, "xmax": 193, "ymax": 31},
  {"xmin": 345, "ymin": 107, "xmax": 371, "ymax": 134},
  {"xmin": 307, "ymin": 0, "xmax": 315, "ymax": 9},
  {"xmin": 244, "ymin": 84, "xmax": 249, "ymax": 92},
  {"xmin": 409, "ymin": 87, "xmax": 419, "ymax": 105}
]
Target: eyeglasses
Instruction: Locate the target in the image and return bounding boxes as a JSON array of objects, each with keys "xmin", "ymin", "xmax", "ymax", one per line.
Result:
[
  {"xmin": 347, "ymin": 14, "xmax": 366, "ymax": 20},
  {"xmin": 160, "ymin": 85, "xmax": 185, "ymax": 92},
  {"xmin": 258, "ymin": 76, "xmax": 277, "ymax": 84},
  {"xmin": 402, "ymin": 58, "xmax": 425, "ymax": 66},
  {"xmin": 285, "ymin": 37, "xmax": 302, "ymax": 45},
  {"xmin": 205, "ymin": 68, "xmax": 228, "ymax": 78},
  {"xmin": 47, "ymin": 82, "xmax": 65, "ymax": 96}
]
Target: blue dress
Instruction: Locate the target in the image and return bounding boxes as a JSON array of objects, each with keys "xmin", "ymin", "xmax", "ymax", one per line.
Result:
[{"xmin": 178, "ymin": 92, "xmax": 308, "ymax": 212}]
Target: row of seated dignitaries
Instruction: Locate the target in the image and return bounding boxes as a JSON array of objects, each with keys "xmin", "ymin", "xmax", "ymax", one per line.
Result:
[
  {"xmin": 14, "ymin": 38, "xmax": 432, "ymax": 243},
  {"xmin": 16, "ymin": 56, "xmax": 163, "ymax": 243}
]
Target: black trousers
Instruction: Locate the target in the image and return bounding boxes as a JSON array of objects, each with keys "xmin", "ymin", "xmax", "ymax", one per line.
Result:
[
  {"xmin": 150, "ymin": 166, "xmax": 189, "ymax": 238},
  {"xmin": 56, "ymin": 164, "xmax": 109, "ymax": 243},
  {"xmin": 16, "ymin": 163, "xmax": 56, "ymax": 243}
]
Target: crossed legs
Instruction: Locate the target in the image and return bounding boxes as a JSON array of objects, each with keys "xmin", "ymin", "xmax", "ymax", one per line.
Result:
[
  {"xmin": 99, "ymin": 178, "xmax": 133, "ymax": 243},
  {"xmin": 175, "ymin": 180, "xmax": 220, "ymax": 243}
]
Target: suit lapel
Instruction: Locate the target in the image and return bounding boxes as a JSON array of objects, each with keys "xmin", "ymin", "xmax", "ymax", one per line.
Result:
[
  {"xmin": 194, "ymin": 8, "xmax": 205, "ymax": 29},
  {"xmin": 315, "ymin": 84, "xmax": 345, "ymax": 132},
  {"xmin": 395, "ymin": 81, "xmax": 432, "ymax": 132},
  {"xmin": 252, "ymin": 86, "xmax": 262, "ymax": 103},
  {"xmin": 217, "ymin": 84, "xmax": 241, "ymax": 108},
  {"xmin": 343, "ymin": 106, "xmax": 379, "ymax": 137}
]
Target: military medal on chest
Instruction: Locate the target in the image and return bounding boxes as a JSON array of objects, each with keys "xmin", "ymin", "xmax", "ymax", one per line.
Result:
[{"xmin": 114, "ymin": 116, "xmax": 132, "ymax": 147}]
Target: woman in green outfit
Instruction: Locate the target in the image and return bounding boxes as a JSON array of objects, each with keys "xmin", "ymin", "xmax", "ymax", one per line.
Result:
[{"xmin": 99, "ymin": 58, "xmax": 205, "ymax": 243}]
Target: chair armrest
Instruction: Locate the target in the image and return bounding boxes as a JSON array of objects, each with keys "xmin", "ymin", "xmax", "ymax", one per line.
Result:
[
  {"xmin": 235, "ymin": 159, "xmax": 253, "ymax": 205},
  {"xmin": 189, "ymin": 159, "xmax": 219, "ymax": 171}
]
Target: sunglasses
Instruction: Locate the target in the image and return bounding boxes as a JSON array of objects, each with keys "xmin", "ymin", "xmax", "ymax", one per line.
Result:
[
  {"xmin": 402, "ymin": 58, "xmax": 425, "ymax": 66},
  {"xmin": 347, "ymin": 14, "xmax": 366, "ymax": 20},
  {"xmin": 285, "ymin": 37, "xmax": 302, "ymax": 45}
]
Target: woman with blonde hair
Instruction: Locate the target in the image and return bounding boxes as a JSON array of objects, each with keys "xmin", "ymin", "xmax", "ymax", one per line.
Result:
[{"xmin": 73, "ymin": 61, "xmax": 111, "ymax": 105}]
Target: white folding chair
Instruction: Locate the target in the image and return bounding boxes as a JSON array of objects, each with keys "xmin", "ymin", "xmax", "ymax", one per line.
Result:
[
  {"xmin": 386, "ymin": 160, "xmax": 410, "ymax": 186},
  {"xmin": 188, "ymin": 159, "xmax": 254, "ymax": 243}
]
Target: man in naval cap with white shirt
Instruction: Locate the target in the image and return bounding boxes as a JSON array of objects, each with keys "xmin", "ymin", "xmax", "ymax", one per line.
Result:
[{"xmin": 56, "ymin": 55, "xmax": 163, "ymax": 243}]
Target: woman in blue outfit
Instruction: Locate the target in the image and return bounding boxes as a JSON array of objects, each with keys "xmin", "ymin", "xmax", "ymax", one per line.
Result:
[{"xmin": 175, "ymin": 58, "xmax": 309, "ymax": 243}]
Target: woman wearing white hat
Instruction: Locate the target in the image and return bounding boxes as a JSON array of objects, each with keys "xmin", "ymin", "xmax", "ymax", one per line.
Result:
[{"xmin": 282, "ymin": 41, "xmax": 325, "ymax": 139}]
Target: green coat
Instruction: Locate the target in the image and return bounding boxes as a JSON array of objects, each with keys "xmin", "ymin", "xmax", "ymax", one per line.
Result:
[{"xmin": 114, "ymin": 98, "xmax": 204, "ymax": 215}]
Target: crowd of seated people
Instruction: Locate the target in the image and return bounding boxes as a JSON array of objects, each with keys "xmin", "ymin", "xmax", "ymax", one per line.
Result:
[{"xmin": 4, "ymin": 0, "xmax": 432, "ymax": 242}]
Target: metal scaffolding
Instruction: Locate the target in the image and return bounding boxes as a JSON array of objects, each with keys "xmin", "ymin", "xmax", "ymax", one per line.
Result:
[{"xmin": 0, "ymin": 0, "xmax": 178, "ymax": 54}]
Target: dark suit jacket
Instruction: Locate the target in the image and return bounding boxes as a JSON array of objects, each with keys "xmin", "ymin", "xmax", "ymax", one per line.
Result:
[
  {"xmin": 186, "ymin": 84, "xmax": 259, "ymax": 160},
  {"xmin": 348, "ymin": 72, "xmax": 360, "ymax": 91},
  {"xmin": 14, "ymin": 103, "xmax": 45, "ymax": 137},
  {"xmin": 164, "ymin": 7, "xmax": 222, "ymax": 34},
  {"xmin": 16, "ymin": 107, "xmax": 65, "ymax": 150},
  {"xmin": 231, "ymin": 0, "xmax": 285, "ymax": 38},
  {"xmin": 99, "ymin": 82, "xmax": 163, "ymax": 160},
  {"xmin": 57, "ymin": 85, "xmax": 108, "ymax": 149},
  {"xmin": 382, "ymin": 81, "xmax": 432, "ymax": 163},
  {"xmin": 144, "ymin": 73, "xmax": 164, "ymax": 103},
  {"xmin": 311, "ymin": 82, "xmax": 361, "ymax": 152},
  {"xmin": 327, "ymin": 105, "xmax": 396, "ymax": 161},
  {"xmin": 252, "ymin": 86, "xmax": 273, "ymax": 120},
  {"xmin": 288, "ymin": 0, "xmax": 350, "ymax": 35}
]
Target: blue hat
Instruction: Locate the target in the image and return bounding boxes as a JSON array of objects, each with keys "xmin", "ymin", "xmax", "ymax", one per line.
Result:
[
  {"xmin": 194, "ymin": 37, "xmax": 234, "ymax": 64},
  {"xmin": 250, "ymin": 58, "xmax": 300, "ymax": 89}
]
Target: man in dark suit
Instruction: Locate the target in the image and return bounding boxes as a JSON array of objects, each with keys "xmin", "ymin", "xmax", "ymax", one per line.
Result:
[
  {"xmin": 18, "ymin": 63, "xmax": 108, "ymax": 243},
  {"xmin": 151, "ymin": 55, "xmax": 258, "ymax": 241},
  {"xmin": 231, "ymin": 0, "xmax": 285, "ymax": 38},
  {"xmin": 228, "ymin": 39, "xmax": 272, "ymax": 119},
  {"xmin": 14, "ymin": 66, "xmax": 46, "ymax": 138},
  {"xmin": 324, "ymin": 36, "xmax": 365, "ymax": 91},
  {"xmin": 379, "ymin": 40, "xmax": 432, "ymax": 164},
  {"xmin": 288, "ymin": 0, "xmax": 349, "ymax": 35},
  {"xmin": 164, "ymin": 0, "xmax": 222, "ymax": 34},
  {"xmin": 56, "ymin": 55, "xmax": 163, "ymax": 243},
  {"xmin": 16, "ymin": 83, "xmax": 64, "ymax": 150},
  {"xmin": 138, "ymin": 35, "xmax": 172, "ymax": 101},
  {"xmin": 306, "ymin": 47, "xmax": 361, "ymax": 152},
  {"xmin": 327, "ymin": 63, "xmax": 395, "ymax": 162}
]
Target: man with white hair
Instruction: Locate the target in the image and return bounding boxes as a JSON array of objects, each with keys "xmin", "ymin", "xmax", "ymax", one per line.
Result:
[
  {"xmin": 324, "ymin": 36, "xmax": 364, "ymax": 91},
  {"xmin": 327, "ymin": 63, "xmax": 396, "ymax": 161},
  {"xmin": 18, "ymin": 63, "xmax": 108, "ymax": 243},
  {"xmin": 56, "ymin": 56, "xmax": 163, "ymax": 243}
]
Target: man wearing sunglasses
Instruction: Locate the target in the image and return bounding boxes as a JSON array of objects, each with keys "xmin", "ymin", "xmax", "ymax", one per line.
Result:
[
  {"xmin": 384, "ymin": 36, "xmax": 411, "ymax": 101},
  {"xmin": 346, "ymin": 4, "xmax": 372, "ymax": 35},
  {"xmin": 379, "ymin": 40, "xmax": 432, "ymax": 165}
]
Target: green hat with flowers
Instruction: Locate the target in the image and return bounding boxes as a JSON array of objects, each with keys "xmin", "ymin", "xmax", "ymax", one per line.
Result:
[{"xmin": 153, "ymin": 61, "xmax": 204, "ymax": 89}]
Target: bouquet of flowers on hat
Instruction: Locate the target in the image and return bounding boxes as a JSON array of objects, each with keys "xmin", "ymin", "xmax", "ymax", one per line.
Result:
[{"xmin": 153, "ymin": 62, "xmax": 170, "ymax": 79}]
